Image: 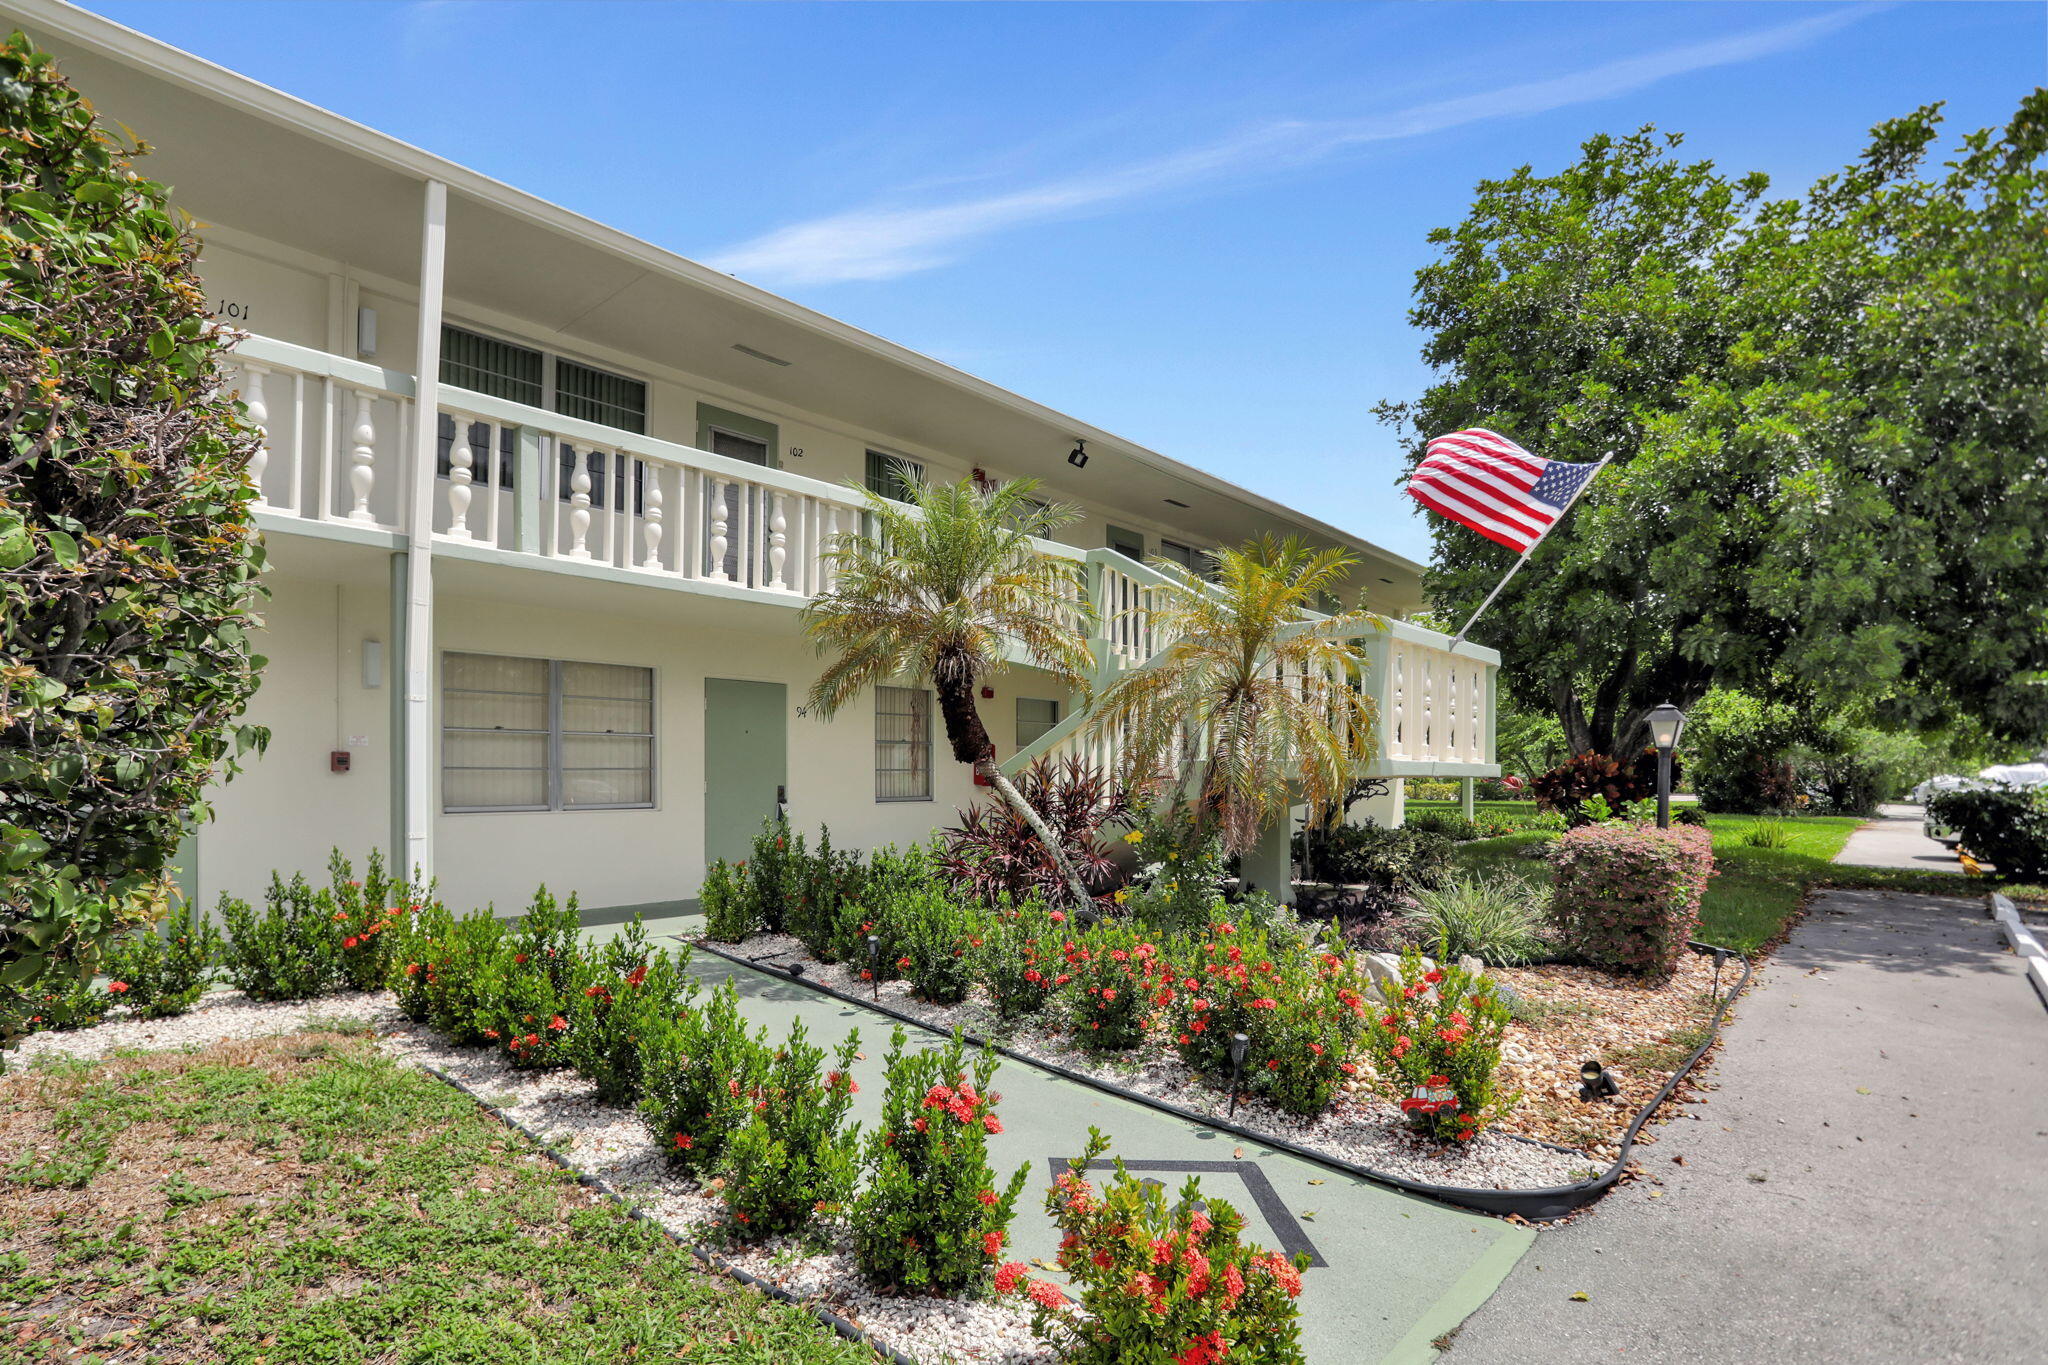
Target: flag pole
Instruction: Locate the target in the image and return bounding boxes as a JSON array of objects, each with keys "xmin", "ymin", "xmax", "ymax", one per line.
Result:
[{"xmin": 1448, "ymin": 453, "xmax": 1612, "ymax": 652}]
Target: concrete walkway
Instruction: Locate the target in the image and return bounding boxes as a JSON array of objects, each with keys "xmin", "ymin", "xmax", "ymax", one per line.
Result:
[
  {"xmin": 621, "ymin": 925, "xmax": 1535, "ymax": 1364},
  {"xmin": 1836, "ymin": 803, "xmax": 1962, "ymax": 873},
  {"xmin": 1445, "ymin": 890, "xmax": 2048, "ymax": 1364}
]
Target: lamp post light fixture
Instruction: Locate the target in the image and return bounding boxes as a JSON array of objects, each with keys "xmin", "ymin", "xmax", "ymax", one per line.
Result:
[
  {"xmin": 1579, "ymin": 1059, "xmax": 1621, "ymax": 1102},
  {"xmin": 1648, "ymin": 702, "xmax": 1687, "ymax": 830},
  {"xmin": 1228, "ymin": 1032, "xmax": 1250, "ymax": 1118},
  {"xmin": 865, "ymin": 934, "xmax": 880, "ymax": 1001}
]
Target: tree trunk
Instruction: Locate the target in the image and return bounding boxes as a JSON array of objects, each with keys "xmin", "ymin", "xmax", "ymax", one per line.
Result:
[{"xmin": 929, "ymin": 661, "xmax": 1095, "ymax": 911}]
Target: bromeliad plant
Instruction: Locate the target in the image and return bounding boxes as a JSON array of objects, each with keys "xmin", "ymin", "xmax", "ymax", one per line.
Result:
[
  {"xmin": 718, "ymin": 1020, "xmax": 864, "ymax": 1242},
  {"xmin": 1006, "ymin": 1127, "xmax": 1309, "ymax": 1365},
  {"xmin": 851, "ymin": 1027, "xmax": 1029, "ymax": 1295},
  {"xmin": 1358, "ymin": 947, "xmax": 1517, "ymax": 1142}
]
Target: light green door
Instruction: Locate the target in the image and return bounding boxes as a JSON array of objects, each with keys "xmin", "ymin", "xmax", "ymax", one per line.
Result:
[{"xmin": 703, "ymin": 678, "xmax": 787, "ymax": 872}]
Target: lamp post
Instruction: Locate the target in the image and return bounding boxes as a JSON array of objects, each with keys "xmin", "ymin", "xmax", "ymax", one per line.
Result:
[
  {"xmin": 1648, "ymin": 702, "xmax": 1686, "ymax": 830},
  {"xmin": 1228, "ymin": 1033, "xmax": 1250, "ymax": 1119}
]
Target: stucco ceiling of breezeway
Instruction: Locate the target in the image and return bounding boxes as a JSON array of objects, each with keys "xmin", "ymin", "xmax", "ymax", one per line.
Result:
[{"xmin": 8, "ymin": 0, "xmax": 1429, "ymax": 617}]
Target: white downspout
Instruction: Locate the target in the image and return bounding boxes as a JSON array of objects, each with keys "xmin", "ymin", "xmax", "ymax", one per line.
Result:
[{"xmin": 403, "ymin": 180, "xmax": 448, "ymax": 881}]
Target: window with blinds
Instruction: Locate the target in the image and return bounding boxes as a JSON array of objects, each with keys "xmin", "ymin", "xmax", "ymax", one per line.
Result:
[
  {"xmin": 865, "ymin": 451, "xmax": 924, "ymax": 502},
  {"xmin": 442, "ymin": 652, "xmax": 654, "ymax": 812},
  {"xmin": 1158, "ymin": 539, "xmax": 1199, "ymax": 573},
  {"xmin": 441, "ymin": 326, "xmax": 543, "ymax": 406},
  {"xmin": 556, "ymin": 358, "xmax": 647, "ymax": 435},
  {"xmin": 1015, "ymin": 697, "xmax": 1061, "ymax": 750},
  {"xmin": 876, "ymin": 686, "xmax": 932, "ymax": 801}
]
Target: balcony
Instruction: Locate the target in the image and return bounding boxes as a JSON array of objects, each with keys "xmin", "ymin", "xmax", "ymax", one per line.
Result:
[{"xmin": 226, "ymin": 335, "xmax": 1494, "ymax": 778}]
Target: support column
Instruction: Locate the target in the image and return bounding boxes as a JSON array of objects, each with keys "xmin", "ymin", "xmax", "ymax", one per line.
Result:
[
  {"xmin": 1241, "ymin": 813, "xmax": 1295, "ymax": 907},
  {"xmin": 401, "ymin": 180, "xmax": 448, "ymax": 882},
  {"xmin": 1461, "ymin": 777, "xmax": 1476, "ymax": 819},
  {"xmin": 1351, "ymin": 779, "xmax": 1405, "ymax": 830}
]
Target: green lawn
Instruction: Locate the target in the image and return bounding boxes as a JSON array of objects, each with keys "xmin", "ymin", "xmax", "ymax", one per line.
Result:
[
  {"xmin": 0, "ymin": 1030, "xmax": 870, "ymax": 1365},
  {"xmin": 1449, "ymin": 812, "xmax": 2041, "ymax": 955}
]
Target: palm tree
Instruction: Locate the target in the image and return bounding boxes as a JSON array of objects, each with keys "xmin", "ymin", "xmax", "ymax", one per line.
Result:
[
  {"xmin": 1089, "ymin": 535, "xmax": 1380, "ymax": 858},
  {"xmin": 801, "ymin": 471, "xmax": 1098, "ymax": 906}
]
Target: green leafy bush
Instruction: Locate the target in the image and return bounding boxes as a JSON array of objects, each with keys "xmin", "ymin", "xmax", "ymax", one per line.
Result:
[
  {"xmin": 973, "ymin": 897, "xmax": 1062, "ymax": 1018},
  {"xmin": 3, "ymin": 968, "xmax": 115, "ymax": 1036},
  {"xmin": 889, "ymin": 884, "xmax": 978, "ymax": 1005},
  {"xmin": 640, "ymin": 978, "xmax": 772, "ymax": 1174},
  {"xmin": 1411, "ymin": 875, "xmax": 1550, "ymax": 967},
  {"xmin": 1119, "ymin": 801, "xmax": 1226, "ymax": 938},
  {"xmin": 101, "ymin": 898, "xmax": 219, "ymax": 1018},
  {"xmin": 1057, "ymin": 920, "xmax": 1158, "ymax": 1052},
  {"xmin": 1358, "ymin": 948, "xmax": 1517, "ymax": 1142},
  {"xmin": 787, "ymin": 825, "xmax": 864, "ymax": 960},
  {"xmin": 475, "ymin": 888, "xmax": 584, "ymax": 1069},
  {"xmin": 718, "ymin": 1020, "xmax": 863, "ymax": 1242},
  {"xmin": 565, "ymin": 921, "xmax": 690, "ymax": 1106},
  {"xmin": 699, "ymin": 859, "xmax": 758, "ymax": 942},
  {"xmin": 217, "ymin": 873, "xmax": 342, "ymax": 1002},
  {"xmin": 1293, "ymin": 824, "xmax": 1453, "ymax": 908},
  {"xmin": 1928, "ymin": 785, "xmax": 2048, "ymax": 881},
  {"xmin": 0, "ymin": 32, "xmax": 268, "ymax": 1012},
  {"xmin": 328, "ymin": 848, "xmax": 422, "ymax": 992},
  {"xmin": 851, "ymin": 1027, "xmax": 1029, "ymax": 1295},
  {"xmin": 398, "ymin": 904, "xmax": 508, "ymax": 1045},
  {"xmin": 744, "ymin": 818, "xmax": 804, "ymax": 935},
  {"xmin": 1009, "ymin": 1128, "xmax": 1309, "ymax": 1365},
  {"xmin": 1548, "ymin": 824, "xmax": 1715, "ymax": 976}
]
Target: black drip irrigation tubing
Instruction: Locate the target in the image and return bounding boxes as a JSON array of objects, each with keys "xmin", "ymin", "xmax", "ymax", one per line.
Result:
[
  {"xmin": 695, "ymin": 937, "xmax": 1755, "ymax": 1223},
  {"xmin": 418, "ymin": 1062, "xmax": 920, "ymax": 1365}
]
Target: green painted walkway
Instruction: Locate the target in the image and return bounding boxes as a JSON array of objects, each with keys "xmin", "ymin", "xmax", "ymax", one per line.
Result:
[{"xmin": 614, "ymin": 915, "xmax": 1532, "ymax": 1364}]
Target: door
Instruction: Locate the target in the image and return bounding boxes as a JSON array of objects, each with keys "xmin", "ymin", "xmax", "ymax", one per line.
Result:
[
  {"xmin": 698, "ymin": 404, "xmax": 776, "ymax": 583},
  {"xmin": 703, "ymin": 678, "xmax": 787, "ymax": 873}
]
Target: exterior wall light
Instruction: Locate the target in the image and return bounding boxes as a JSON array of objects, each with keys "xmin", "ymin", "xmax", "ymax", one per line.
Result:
[
  {"xmin": 1067, "ymin": 440, "xmax": 1088, "ymax": 469},
  {"xmin": 1648, "ymin": 702, "xmax": 1686, "ymax": 829},
  {"xmin": 1579, "ymin": 1059, "xmax": 1620, "ymax": 1101}
]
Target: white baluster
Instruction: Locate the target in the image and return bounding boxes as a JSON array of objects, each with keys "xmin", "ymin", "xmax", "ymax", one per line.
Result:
[
  {"xmin": 821, "ymin": 505, "xmax": 839, "ymax": 592},
  {"xmin": 566, "ymin": 447, "xmax": 593, "ymax": 559},
  {"xmin": 642, "ymin": 467, "xmax": 665, "ymax": 569},
  {"xmin": 347, "ymin": 392, "xmax": 377, "ymax": 522},
  {"xmin": 242, "ymin": 367, "xmax": 270, "ymax": 504},
  {"xmin": 768, "ymin": 493, "xmax": 789, "ymax": 590},
  {"xmin": 708, "ymin": 479, "xmax": 730, "ymax": 581},
  {"xmin": 445, "ymin": 416, "xmax": 473, "ymax": 539}
]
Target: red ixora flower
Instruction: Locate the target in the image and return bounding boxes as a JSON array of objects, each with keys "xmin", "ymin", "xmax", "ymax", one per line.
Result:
[
  {"xmin": 342, "ymin": 936, "xmax": 360, "ymax": 950},
  {"xmin": 977, "ymin": 1188, "xmax": 999, "ymax": 1206},
  {"xmin": 105, "ymin": 980, "xmax": 129, "ymax": 994},
  {"xmin": 983, "ymin": 1230, "xmax": 1006, "ymax": 1257},
  {"xmin": 982, "ymin": 1114, "xmax": 1004, "ymax": 1135},
  {"xmin": 673, "ymin": 1133, "xmax": 693, "ymax": 1150},
  {"xmin": 1026, "ymin": 1279, "xmax": 1068, "ymax": 1312},
  {"xmin": 994, "ymin": 1261, "xmax": 1030, "ymax": 1295},
  {"xmin": 547, "ymin": 1015, "xmax": 568, "ymax": 1031},
  {"xmin": 624, "ymin": 964, "xmax": 648, "ymax": 989}
]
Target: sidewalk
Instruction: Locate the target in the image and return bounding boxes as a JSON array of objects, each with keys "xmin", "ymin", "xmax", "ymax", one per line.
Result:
[
  {"xmin": 1835, "ymin": 803, "xmax": 1962, "ymax": 873},
  {"xmin": 1443, "ymin": 889, "xmax": 2048, "ymax": 1363},
  {"xmin": 660, "ymin": 939, "xmax": 1534, "ymax": 1364}
]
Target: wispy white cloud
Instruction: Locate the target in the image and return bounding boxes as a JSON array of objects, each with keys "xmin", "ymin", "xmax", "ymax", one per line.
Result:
[{"xmin": 706, "ymin": 7, "xmax": 1871, "ymax": 287}]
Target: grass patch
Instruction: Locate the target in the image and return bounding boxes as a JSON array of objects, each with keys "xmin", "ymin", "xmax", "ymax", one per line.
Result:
[
  {"xmin": 0, "ymin": 1032, "xmax": 870, "ymax": 1364},
  {"xmin": 1451, "ymin": 814, "xmax": 2046, "ymax": 955}
]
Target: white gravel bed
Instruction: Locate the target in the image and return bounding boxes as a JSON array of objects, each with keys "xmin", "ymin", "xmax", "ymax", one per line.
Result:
[
  {"xmin": 722, "ymin": 933, "xmax": 1597, "ymax": 1192},
  {"xmin": 6, "ymin": 987, "xmax": 402, "ymax": 1067}
]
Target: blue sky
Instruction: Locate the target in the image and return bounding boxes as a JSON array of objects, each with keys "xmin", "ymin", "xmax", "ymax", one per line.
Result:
[{"xmin": 79, "ymin": 0, "xmax": 2047, "ymax": 562}]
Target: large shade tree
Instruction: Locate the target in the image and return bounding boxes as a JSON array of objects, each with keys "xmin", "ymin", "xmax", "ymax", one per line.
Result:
[
  {"xmin": 801, "ymin": 473, "xmax": 1097, "ymax": 904},
  {"xmin": 1, "ymin": 32, "xmax": 268, "ymax": 1007},
  {"xmin": 1378, "ymin": 95, "xmax": 2048, "ymax": 755},
  {"xmin": 1088, "ymin": 537, "xmax": 1379, "ymax": 856}
]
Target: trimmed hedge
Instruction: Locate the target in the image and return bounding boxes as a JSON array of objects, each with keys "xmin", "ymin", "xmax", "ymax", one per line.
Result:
[
  {"xmin": 1547, "ymin": 824, "xmax": 1715, "ymax": 976},
  {"xmin": 1928, "ymin": 785, "xmax": 2048, "ymax": 881}
]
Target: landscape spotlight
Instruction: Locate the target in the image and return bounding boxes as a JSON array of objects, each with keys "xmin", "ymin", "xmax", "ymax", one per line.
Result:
[
  {"xmin": 1229, "ymin": 1032, "xmax": 1250, "ymax": 1118},
  {"xmin": 866, "ymin": 935, "xmax": 880, "ymax": 1000},
  {"xmin": 1648, "ymin": 702, "xmax": 1686, "ymax": 829},
  {"xmin": 1579, "ymin": 1059, "xmax": 1621, "ymax": 1101},
  {"xmin": 1067, "ymin": 440, "xmax": 1089, "ymax": 469}
]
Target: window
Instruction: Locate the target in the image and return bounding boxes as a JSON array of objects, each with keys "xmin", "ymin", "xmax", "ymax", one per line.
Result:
[
  {"xmin": 442, "ymin": 652, "xmax": 654, "ymax": 812},
  {"xmin": 1158, "ymin": 539, "xmax": 1199, "ymax": 573},
  {"xmin": 876, "ymin": 686, "xmax": 932, "ymax": 801},
  {"xmin": 1106, "ymin": 525, "xmax": 1145, "ymax": 561},
  {"xmin": 1016, "ymin": 697, "xmax": 1061, "ymax": 750},
  {"xmin": 555, "ymin": 358, "xmax": 646, "ymax": 435},
  {"xmin": 697, "ymin": 404, "xmax": 776, "ymax": 466},
  {"xmin": 865, "ymin": 451, "xmax": 925, "ymax": 502},
  {"xmin": 441, "ymin": 326, "xmax": 543, "ymax": 406}
]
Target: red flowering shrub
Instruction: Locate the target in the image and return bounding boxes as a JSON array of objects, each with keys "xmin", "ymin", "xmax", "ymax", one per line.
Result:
[
  {"xmin": 1357, "ymin": 948, "xmax": 1516, "ymax": 1142},
  {"xmin": 1163, "ymin": 924, "xmax": 1369, "ymax": 1117},
  {"xmin": 640, "ymin": 978, "xmax": 772, "ymax": 1175},
  {"xmin": 1057, "ymin": 920, "xmax": 1160, "ymax": 1052},
  {"xmin": 973, "ymin": 897, "xmax": 1062, "ymax": 1018},
  {"xmin": 1007, "ymin": 1127, "xmax": 1308, "ymax": 1365},
  {"xmin": 564, "ymin": 918, "xmax": 689, "ymax": 1105},
  {"xmin": 101, "ymin": 895, "xmax": 219, "ymax": 1020},
  {"xmin": 327, "ymin": 847, "xmax": 421, "ymax": 992},
  {"xmin": 889, "ymin": 884, "xmax": 979, "ymax": 1005},
  {"xmin": 719, "ymin": 1020, "xmax": 863, "ymax": 1241},
  {"xmin": 1548, "ymin": 823, "xmax": 1714, "ymax": 977},
  {"xmin": 851, "ymin": 1027, "xmax": 1029, "ymax": 1295},
  {"xmin": 472, "ymin": 888, "xmax": 585, "ymax": 1069}
]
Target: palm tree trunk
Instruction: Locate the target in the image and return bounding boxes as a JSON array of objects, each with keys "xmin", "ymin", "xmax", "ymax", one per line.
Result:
[{"xmin": 930, "ymin": 666, "xmax": 1095, "ymax": 910}]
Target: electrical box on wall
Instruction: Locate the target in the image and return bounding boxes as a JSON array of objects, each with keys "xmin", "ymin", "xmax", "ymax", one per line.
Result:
[
  {"xmin": 330, "ymin": 750, "xmax": 351, "ymax": 774},
  {"xmin": 356, "ymin": 306, "xmax": 377, "ymax": 358}
]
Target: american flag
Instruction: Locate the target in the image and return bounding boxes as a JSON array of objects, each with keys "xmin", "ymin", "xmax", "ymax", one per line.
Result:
[{"xmin": 1405, "ymin": 428, "xmax": 1604, "ymax": 554}]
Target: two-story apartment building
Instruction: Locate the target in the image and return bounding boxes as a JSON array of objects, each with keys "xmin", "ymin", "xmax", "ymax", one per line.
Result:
[{"xmin": 8, "ymin": 0, "xmax": 1499, "ymax": 920}]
